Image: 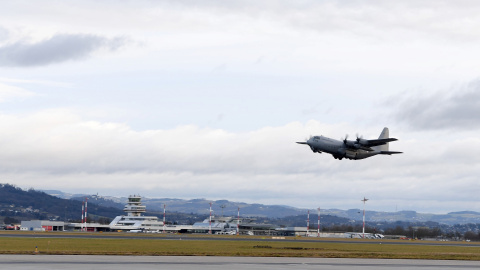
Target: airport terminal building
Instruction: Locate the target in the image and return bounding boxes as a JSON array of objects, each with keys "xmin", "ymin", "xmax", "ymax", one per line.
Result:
[{"xmin": 18, "ymin": 195, "xmax": 380, "ymax": 238}]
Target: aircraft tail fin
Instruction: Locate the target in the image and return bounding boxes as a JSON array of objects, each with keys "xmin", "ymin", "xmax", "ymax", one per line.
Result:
[{"xmin": 373, "ymin": 127, "xmax": 389, "ymax": 151}]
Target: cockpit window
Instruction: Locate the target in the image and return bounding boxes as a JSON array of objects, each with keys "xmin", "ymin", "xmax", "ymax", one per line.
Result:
[{"xmin": 313, "ymin": 136, "xmax": 320, "ymax": 140}]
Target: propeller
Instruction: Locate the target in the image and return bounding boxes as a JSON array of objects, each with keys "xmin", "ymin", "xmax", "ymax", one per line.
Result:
[
  {"xmin": 342, "ymin": 133, "xmax": 373, "ymax": 151},
  {"xmin": 303, "ymin": 135, "xmax": 312, "ymax": 141},
  {"xmin": 356, "ymin": 133, "xmax": 362, "ymax": 143},
  {"xmin": 355, "ymin": 134, "xmax": 369, "ymax": 146},
  {"xmin": 296, "ymin": 135, "xmax": 312, "ymax": 145}
]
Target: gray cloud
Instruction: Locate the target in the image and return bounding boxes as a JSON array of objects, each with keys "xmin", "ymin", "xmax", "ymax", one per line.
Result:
[
  {"xmin": 161, "ymin": 1, "xmax": 480, "ymax": 42},
  {"xmin": 391, "ymin": 80, "xmax": 480, "ymax": 131},
  {"xmin": 0, "ymin": 34, "xmax": 128, "ymax": 67},
  {"xmin": 0, "ymin": 27, "xmax": 9, "ymax": 42},
  {"xmin": 1, "ymin": 110, "xmax": 479, "ymax": 213}
]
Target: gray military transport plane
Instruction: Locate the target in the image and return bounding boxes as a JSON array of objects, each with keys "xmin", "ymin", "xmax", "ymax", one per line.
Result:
[{"xmin": 297, "ymin": 127, "xmax": 402, "ymax": 160}]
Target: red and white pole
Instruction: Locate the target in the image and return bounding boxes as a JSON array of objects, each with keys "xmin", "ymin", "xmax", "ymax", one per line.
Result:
[
  {"xmin": 84, "ymin": 198, "xmax": 88, "ymax": 232},
  {"xmin": 163, "ymin": 204, "xmax": 166, "ymax": 233},
  {"xmin": 209, "ymin": 202, "xmax": 212, "ymax": 234}
]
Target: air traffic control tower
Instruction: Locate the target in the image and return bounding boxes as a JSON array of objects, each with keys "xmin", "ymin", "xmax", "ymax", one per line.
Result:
[
  {"xmin": 123, "ymin": 195, "xmax": 146, "ymax": 217},
  {"xmin": 109, "ymin": 195, "xmax": 164, "ymax": 232}
]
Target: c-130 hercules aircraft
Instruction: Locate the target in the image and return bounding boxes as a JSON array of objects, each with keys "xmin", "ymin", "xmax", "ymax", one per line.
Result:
[{"xmin": 297, "ymin": 127, "xmax": 402, "ymax": 160}]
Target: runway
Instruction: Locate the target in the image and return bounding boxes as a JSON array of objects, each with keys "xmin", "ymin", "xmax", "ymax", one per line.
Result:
[{"xmin": 1, "ymin": 255, "xmax": 478, "ymax": 270}]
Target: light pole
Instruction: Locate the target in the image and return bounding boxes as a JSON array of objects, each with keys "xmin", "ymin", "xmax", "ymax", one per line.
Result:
[
  {"xmin": 361, "ymin": 197, "xmax": 369, "ymax": 238},
  {"xmin": 237, "ymin": 207, "xmax": 240, "ymax": 235},
  {"xmin": 307, "ymin": 210, "xmax": 310, "ymax": 236},
  {"xmin": 209, "ymin": 202, "xmax": 212, "ymax": 234},
  {"xmin": 220, "ymin": 204, "xmax": 226, "ymax": 217},
  {"xmin": 81, "ymin": 201, "xmax": 84, "ymax": 232},
  {"xmin": 317, "ymin": 207, "xmax": 320, "ymax": 237},
  {"xmin": 163, "ymin": 204, "xmax": 166, "ymax": 233}
]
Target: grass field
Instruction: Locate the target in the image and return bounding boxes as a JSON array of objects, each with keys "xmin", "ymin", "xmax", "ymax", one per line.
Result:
[{"xmin": 1, "ymin": 232, "xmax": 480, "ymax": 260}]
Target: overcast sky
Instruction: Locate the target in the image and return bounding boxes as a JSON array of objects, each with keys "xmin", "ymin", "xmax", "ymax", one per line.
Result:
[{"xmin": 1, "ymin": 1, "xmax": 480, "ymax": 214}]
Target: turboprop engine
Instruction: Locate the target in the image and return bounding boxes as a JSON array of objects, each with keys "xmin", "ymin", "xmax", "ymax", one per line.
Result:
[{"xmin": 343, "ymin": 137, "xmax": 373, "ymax": 152}]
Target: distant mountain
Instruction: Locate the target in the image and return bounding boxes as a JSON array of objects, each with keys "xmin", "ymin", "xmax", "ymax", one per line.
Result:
[
  {"xmin": 133, "ymin": 199, "xmax": 480, "ymax": 225},
  {"xmin": 70, "ymin": 195, "xmax": 125, "ymax": 209},
  {"xmin": 140, "ymin": 198, "xmax": 305, "ymax": 218},
  {"xmin": 41, "ymin": 188, "xmax": 480, "ymax": 226},
  {"xmin": 1, "ymin": 184, "xmax": 123, "ymax": 223},
  {"xmin": 323, "ymin": 209, "xmax": 480, "ymax": 226},
  {"xmin": 42, "ymin": 190, "xmax": 125, "ymax": 204},
  {"xmin": 41, "ymin": 190, "xmax": 89, "ymax": 200},
  {"xmin": 43, "ymin": 191, "xmax": 307, "ymax": 218}
]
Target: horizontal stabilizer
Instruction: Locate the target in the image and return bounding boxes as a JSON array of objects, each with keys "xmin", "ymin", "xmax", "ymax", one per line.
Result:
[{"xmin": 380, "ymin": 151, "xmax": 403, "ymax": 155}]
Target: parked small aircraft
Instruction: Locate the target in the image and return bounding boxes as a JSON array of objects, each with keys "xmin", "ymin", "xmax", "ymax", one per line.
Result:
[{"xmin": 297, "ymin": 127, "xmax": 402, "ymax": 160}]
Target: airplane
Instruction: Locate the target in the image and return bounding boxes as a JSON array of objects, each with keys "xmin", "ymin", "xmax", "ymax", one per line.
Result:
[{"xmin": 296, "ymin": 127, "xmax": 402, "ymax": 160}]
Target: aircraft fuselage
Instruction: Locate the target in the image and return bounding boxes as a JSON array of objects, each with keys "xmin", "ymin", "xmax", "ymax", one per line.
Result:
[
  {"xmin": 306, "ymin": 136, "xmax": 379, "ymax": 160},
  {"xmin": 297, "ymin": 127, "xmax": 402, "ymax": 160}
]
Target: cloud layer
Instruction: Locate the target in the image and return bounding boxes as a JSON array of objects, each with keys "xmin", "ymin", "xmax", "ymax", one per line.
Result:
[
  {"xmin": 1, "ymin": 109, "xmax": 479, "ymax": 213},
  {"xmin": 391, "ymin": 80, "xmax": 480, "ymax": 131},
  {"xmin": 0, "ymin": 82, "xmax": 35, "ymax": 102},
  {"xmin": 0, "ymin": 34, "xmax": 128, "ymax": 67},
  {"xmin": 1, "ymin": 1, "xmax": 480, "ymax": 214}
]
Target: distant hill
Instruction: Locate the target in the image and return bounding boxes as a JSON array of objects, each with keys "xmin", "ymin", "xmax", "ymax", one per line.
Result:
[
  {"xmin": 43, "ymin": 191, "xmax": 307, "ymax": 218},
  {"xmin": 41, "ymin": 190, "xmax": 89, "ymax": 200},
  {"xmin": 0, "ymin": 184, "xmax": 123, "ymax": 223},
  {"xmin": 326, "ymin": 209, "xmax": 480, "ymax": 225},
  {"xmin": 70, "ymin": 195, "xmax": 125, "ymax": 209},
  {"xmin": 126, "ymin": 199, "xmax": 480, "ymax": 225},
  {"xmin": 41, "ymin": 188, "xmax": 480, "ymax": 226},
  {"xmin": 140, "ymin": 198, "xmax": 305, "ymax": 218}
]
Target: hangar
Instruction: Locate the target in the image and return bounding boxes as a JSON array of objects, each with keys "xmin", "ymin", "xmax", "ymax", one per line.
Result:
[{"xmin": 20, "ymin": 220, "xmax": 65, "ymax": 232}]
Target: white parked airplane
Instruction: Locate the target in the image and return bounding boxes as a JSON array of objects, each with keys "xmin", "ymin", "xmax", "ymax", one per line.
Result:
[{"xmin": 297, "ymin": 127, "xmax": 402, "ymax": 160}]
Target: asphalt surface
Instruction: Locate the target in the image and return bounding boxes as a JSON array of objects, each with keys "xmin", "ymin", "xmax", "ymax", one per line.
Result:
[{"xmin": 1, "ymin": 255, "xmax": 479, "ymax": 270}]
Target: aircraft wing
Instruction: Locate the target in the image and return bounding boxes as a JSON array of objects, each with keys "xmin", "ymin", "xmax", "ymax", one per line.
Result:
[
  {"xmin": 363, "ymin": 138, "xmax": 398, "ymax": 147},
  {"xmin": 380, "ymin": 151, "xmax": 403, "ymax": 155}
]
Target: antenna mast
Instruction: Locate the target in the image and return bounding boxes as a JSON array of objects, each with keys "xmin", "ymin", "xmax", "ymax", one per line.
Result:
[{"xmin": 362, "ymin": 197, "xmax": 369, "ymax": 238}]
